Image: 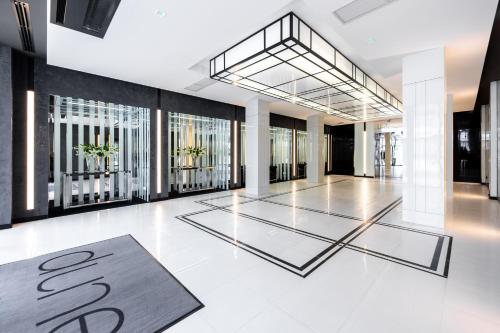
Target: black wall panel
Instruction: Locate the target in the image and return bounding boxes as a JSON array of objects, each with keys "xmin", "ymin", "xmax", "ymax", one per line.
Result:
[
  {"xmin": 453, "ymin": 111, "xmax": 481, "ymax": 182},
  {"xmin": 9, "ymin": 56, "xmax": 246, "ymax": 221},
  {"xmin": 0, "ymin": 45, "xmax": 12, "ymax": 228},
  {"xmin": 331, "ymin": 124, "xmax": 354, "ymax": 175}
]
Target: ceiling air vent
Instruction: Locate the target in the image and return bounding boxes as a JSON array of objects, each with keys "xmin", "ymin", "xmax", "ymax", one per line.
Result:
[
  {"xmin": 55, "ymin": 0, "xmax": 67, "ymax": 24},
  {"xmin": 50, "ymin": 0, "xmax": 121, "ymax": 38},
  {"xmin": 11, "ymin": 0, "xmax": 35, "ymax": 53},
  {"xmin": 333, "ymin": 0, "xmax": 398, "ymax": 24},
  {"xmin": 185, "ymin": 78, "xmax": 216, "ymax": 92}
]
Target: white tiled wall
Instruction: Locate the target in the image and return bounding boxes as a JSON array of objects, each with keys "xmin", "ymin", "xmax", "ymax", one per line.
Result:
[
  {"xmin": 245, "ymin": 98, "xmax": 270, "ymax": 196},
  {"xmin": 402, "ymin": 48, "xmax": 445, "ymax": 228}
]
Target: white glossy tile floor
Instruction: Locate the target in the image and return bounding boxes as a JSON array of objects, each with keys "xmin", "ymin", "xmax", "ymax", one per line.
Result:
[{"xmin": 1, "ymin": 176, "xmax": 499, "ymax": 332}]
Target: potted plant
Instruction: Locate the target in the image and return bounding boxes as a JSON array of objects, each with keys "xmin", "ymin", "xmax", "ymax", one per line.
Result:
[
  {"xmin": 178, "ymin": 146, "xmax": 206, "ymax": 167},
  {"xmin": 75, "ymin": 144, "xmax": 119, "ymax": 172}
]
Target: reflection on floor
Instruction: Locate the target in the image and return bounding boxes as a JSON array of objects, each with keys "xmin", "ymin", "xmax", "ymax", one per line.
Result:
[{"xmin": 1, "ymin": 176, "xmax": 499, "ymax": 332}]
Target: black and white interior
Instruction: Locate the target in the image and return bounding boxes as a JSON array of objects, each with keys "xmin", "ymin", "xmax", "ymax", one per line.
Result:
[{"xmin": 1, "ymin": 1, "xmax": 500, "ymax": 332}]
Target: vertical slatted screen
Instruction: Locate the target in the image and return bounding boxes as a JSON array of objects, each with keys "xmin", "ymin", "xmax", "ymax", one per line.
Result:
[{"xmin": 49, "ymin": 96, "xmax": 150, "ymax": 208}]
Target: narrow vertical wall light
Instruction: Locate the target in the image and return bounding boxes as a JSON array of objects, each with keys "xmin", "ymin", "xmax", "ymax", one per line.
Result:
[
  {"xmin": 26, "ymin": 90, "xmax": 35, "ymax": 210},
  {"xmin": 233, "ymin": 120, "xmax": 238, "ymax": 184},
  {"xmin": 363, "ymin": 122, "xmax": 367, "ymax": 176},
  {"xmin": 157, "ymin": 109, "xmax": 162, "ymax": 194}
]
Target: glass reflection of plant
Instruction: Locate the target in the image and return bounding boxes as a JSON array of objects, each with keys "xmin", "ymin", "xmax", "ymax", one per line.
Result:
[
  {"xmin": 75, "ymin": 144, "xmax": 119, "ymax": 172},
  {"xmin": 177, "ymin": 146, "xmax": 206, "ymax": 167}
]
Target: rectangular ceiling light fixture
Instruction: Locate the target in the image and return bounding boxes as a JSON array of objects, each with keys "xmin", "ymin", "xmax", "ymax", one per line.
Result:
[
  {"xmin": 210, "ymin": 12, "xmax": 402, "ymax": 121},
  {"xmin": 334, "ymin": 0, "xmax": 398, "ymax": 24}
]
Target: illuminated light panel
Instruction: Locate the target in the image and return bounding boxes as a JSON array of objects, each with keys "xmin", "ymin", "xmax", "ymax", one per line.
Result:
[
  {"xmin": 26, "ymin": 90, "xmax": 35, "ymax": 210},
  {"xmin": 210, "ymin": 12, "xmax": 402, "ymax": 121},
  {"xmin": 157, "ymin": 109, "xmax": 162, "ymax": 193}
]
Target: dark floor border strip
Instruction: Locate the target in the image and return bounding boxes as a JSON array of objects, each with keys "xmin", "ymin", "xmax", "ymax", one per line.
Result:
[
  {"xmin": 346, "ymin": 239, "xmax": 443, "ymax": 271},
  {"xmin": 430, "ymin": 236, "xmax": 444, "ymax": 271},
  {"xmin": 303, "ymin": 198, "xmax": 402, "ymax": 278},
  {"xmin": 176, "ymin": 216, "xmax": 305, "ymax": 277},
  {"xmin": 178, "ymin": 214, "xmax": 316, "ymax": 272},
  {"xmin": 249, "ymin": 197, "xmax": 363, "ymax": 221},
  {"xmin": 196, "ymin": 196, "xmax": 453, "ymax": 278},
  {"xmin": 196, "ymin": 200, "xmax": 344, "ymax": 245},
  {"xmin": 344, "ymin": 245, "xmax": 447, "ymax": 278},
  {"xmin": 443, "ymin": 237, "xmax": 453, "ymax": 278},
  {"xmin": 184, "ymin": 186, "xmax": 453, "ymax": 278},
  {"xmin": 197, "ymin": 199, "xmax": 448, "ymax": 274},
  {"xmin": 186, "ymin": 196, "xmax": 402, "ymax": 278}
]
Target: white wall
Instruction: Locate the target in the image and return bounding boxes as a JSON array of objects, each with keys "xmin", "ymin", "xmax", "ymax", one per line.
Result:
[
  {"xmin": 354, "ymin": 122, "xmax": 375, "ymax": 177},
  {"xmin": 402, "ymin": 48, "xmax": 446, "ymax": 228}
]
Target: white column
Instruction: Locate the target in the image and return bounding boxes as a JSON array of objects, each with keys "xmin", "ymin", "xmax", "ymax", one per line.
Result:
[
  {"xmin": 402, "ymin": 48, "xmax": 446, "ymax": 228},
  {"xmin": 490, "ymin": 81, "xmax": 498, "ymax": 198},
  {"xmin": 307, "ymin": 114, "xmax": 324, "ymax": 183},
  {"xmin": 384, "ymin": 132, "xmax": 391, "ymax": 176},
  {"xmin": 354, "ymin": 122, "xmax": 375, "ymax": 177},
  {"xmin": 446, "ymin": 94, "xmax": 453, "ymax": 197},
  {"xmin": 245, "ymin": 97, "xmax": 270, "ymax": 196},
  {"xmin": 481, "ymin": 105, "xmax": 487, "ymax": 184}
]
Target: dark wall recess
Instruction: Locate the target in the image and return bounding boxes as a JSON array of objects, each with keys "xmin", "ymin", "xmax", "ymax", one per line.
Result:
[
  {"xmin": 453, "ymin": 111, "xmax": 481, "ymax": 183},
  {"xmin": 330, "ymin": 124, "xmax": 354, "ymax": 176}
]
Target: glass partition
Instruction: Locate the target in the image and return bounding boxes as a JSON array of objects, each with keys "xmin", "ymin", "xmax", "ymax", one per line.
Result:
[
  {"xmin": 297, "ymin": 130, "xmax": 307, "ymax": 178},
  {"xmin": 241, "ymin": 123, "xmax": 246, "ymax": 186},
  {"xmin": 48, "ymin": 96, "xmax": 150, "ymax": 209},
  {"xmin": 270, "ymin": 126, "xmax": 292, "ymax": 182},
  {"xmin": 168, "ymin": 112, "xmax": 231, "ymax": 194}
]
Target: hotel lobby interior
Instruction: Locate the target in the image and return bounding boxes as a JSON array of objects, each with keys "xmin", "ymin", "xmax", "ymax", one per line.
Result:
[{"xmin": 1, "ymin": 0, "xmax": 500, "ymax": 332}]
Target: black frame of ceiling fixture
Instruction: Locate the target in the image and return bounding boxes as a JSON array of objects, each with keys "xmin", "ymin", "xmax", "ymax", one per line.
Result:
[{"xmin": 210, "ymin": 12, "xmax": 403, "ymax": 121}]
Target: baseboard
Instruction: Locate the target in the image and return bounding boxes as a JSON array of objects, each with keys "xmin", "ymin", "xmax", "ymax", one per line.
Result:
[
  {"xmin": 489, "ymin": 195, "xmax": 498, "ymax": 200},
  {"xmin": 12, "ymin": 215, "xmax": 49, "ymax": 224},
  {"xmin": 0, "ymin": 224, "xmax": 12, "ymax": 230},
  {"xmin": 354, "ymin": 175, "xmax": 375, "ymax": 178}
]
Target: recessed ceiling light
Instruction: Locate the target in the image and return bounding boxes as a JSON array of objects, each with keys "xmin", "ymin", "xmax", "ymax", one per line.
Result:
[{"xmin": 155, "ymin": 9, "xmax": 166, "ymax": 18}]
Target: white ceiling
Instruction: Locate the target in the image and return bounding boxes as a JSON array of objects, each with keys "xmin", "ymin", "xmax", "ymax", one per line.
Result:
[{"xmin": 47, "ymin": 0, "xmax": 498, "ymax": 124}]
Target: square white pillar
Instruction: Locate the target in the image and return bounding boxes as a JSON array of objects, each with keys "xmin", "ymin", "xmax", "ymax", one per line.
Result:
[
  {"xmin": 385, "ymin": 132, "xmax": 392, "ymax": 175},
  {"xmin": 481, "ymin": 105, "xmax": 488, "ymax": 184},
  {"xmin": 402, "ymin": 48, "xmax": 446, "ymax": 228},
  {"xmin": 245, "ymin": 97, "xmax": 270, "ymax": 196},
  {"xmin": 490, "ymin": 81, "xmax": 498, "ymax": 198},
  {"xmin": 354, "ymin": 122, "xmax": 375, "ymax": 177},
  {"xmin": 307, "ymin": 114, "xmax": 324, "ymax": 183}
]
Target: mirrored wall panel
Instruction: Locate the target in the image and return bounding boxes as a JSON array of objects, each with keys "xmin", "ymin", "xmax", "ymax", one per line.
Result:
[
  {"xmin": 297, "ymin": 130, "xmax": 307, "ymax": 178},
  {"xmin": 49, "ymin": 96, "xmax": 150, "ymax": 210},
  {"xmin": 241, "ymin": 123, "xmax": 247, "ymax": 187},
  {"xmin": 270, "ymin": 126, "xmax": 292, "ymax": 182},
  {"xmin": 169, "ymin": 112, "xmax": 231, "ymax": 194}
]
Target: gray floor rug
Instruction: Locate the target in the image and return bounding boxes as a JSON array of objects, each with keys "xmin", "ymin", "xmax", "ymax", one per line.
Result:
[{"xmin": 0, "ymin": 235, "xmax": 203, "ymax": 332}]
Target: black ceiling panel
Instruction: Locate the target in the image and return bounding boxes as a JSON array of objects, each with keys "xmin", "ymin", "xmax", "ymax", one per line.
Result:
[{"xmin": 50, "ymin": 0, "xmax": 121, "ymax": 38}]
